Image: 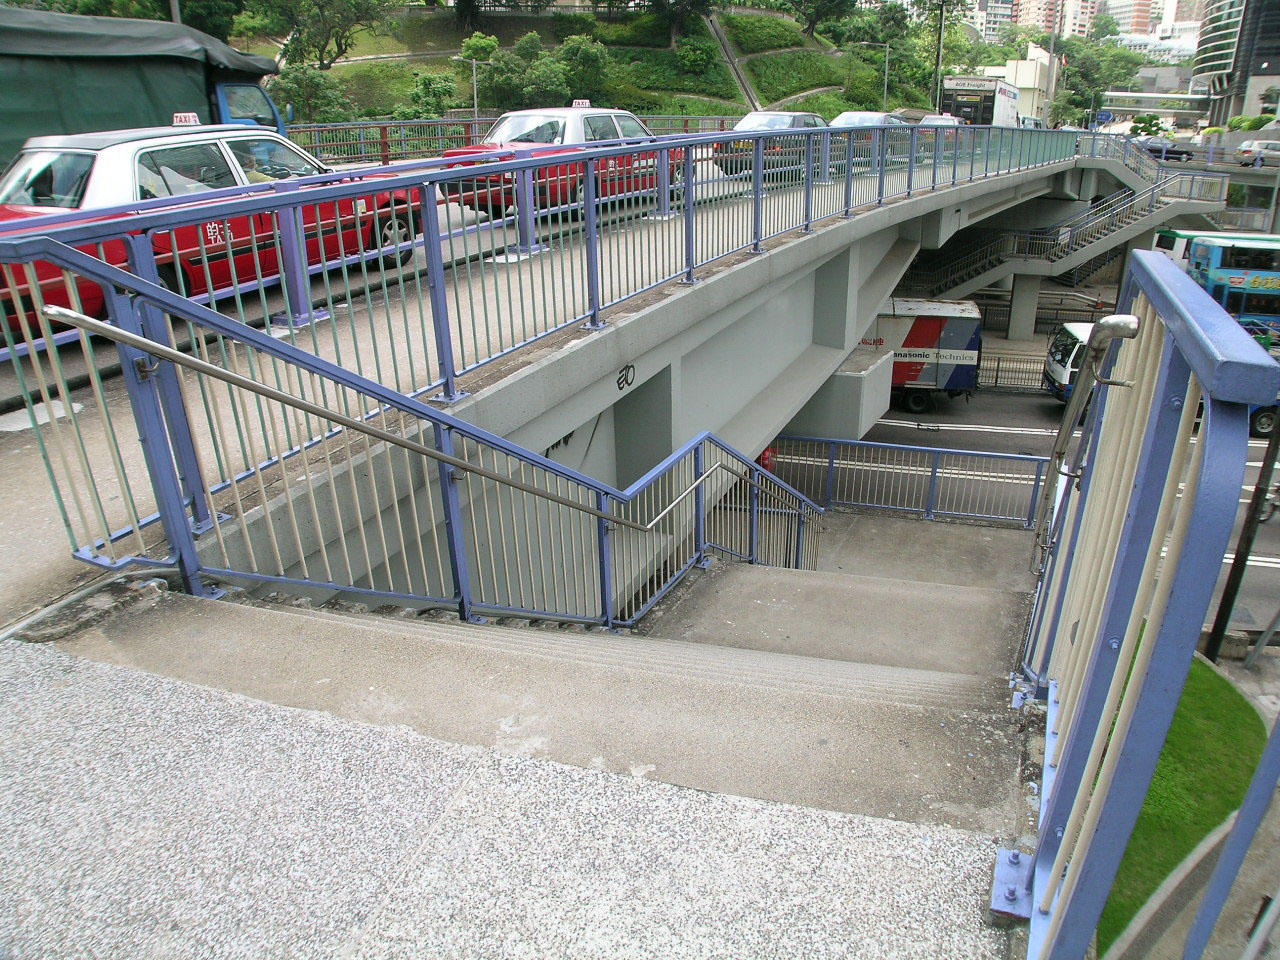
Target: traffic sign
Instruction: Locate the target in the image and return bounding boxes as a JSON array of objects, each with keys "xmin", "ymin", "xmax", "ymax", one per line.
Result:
[{"xmin": 1095, "ymin": 110, "xmax": 1113, "ymax": 124}]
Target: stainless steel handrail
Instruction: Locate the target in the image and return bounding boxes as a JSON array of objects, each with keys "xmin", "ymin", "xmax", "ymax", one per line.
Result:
[{"xmin": 43, "ymin": 306, "xmax": 808, "ymax": 534}]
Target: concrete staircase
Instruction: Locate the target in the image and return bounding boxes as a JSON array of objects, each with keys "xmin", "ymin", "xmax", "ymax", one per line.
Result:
[{"xmin": 12, "ymin": 512, "xmax": 1036, "ymax": 956}]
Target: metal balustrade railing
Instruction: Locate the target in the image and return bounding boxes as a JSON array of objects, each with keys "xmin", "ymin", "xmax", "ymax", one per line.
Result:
[
  {"xmin": 288, "ymin": 116, "xmax": 742, "ymax": 166},
  {"xmin": 770, "ymin": 435, "xmax": 1048, "ymax": 526},
  {"xmin": 902, "ymin": 170, "xmax": 1228, "ymax": 297},
  {"xmin": 1, "ymin": 123, "xmax": 1081, "ymax": 386},
  {"xmin": 998, "ymin": 251, "xmax": 1280, "ymax": 960},
  {"xmin": 10, "ymin": 243, "xmax": 820, "ymax": 624}
]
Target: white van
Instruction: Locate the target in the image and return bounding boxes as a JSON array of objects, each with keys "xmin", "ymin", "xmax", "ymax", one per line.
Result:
[
  {"xmin": 1044, "ymin": 322, "xmax": 1093, "ymax": 401},
  {"xmin": 1019, "ymin": 116, "xmax": 1045, "ymax": 130}
]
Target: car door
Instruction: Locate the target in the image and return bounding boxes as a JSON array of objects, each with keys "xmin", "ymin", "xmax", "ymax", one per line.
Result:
[
  {"xmin": 615, "ymin": 113, "xmax": 661, "ymax": 195},
  {"xmin": 221, "ymin": 136, "xmax": 350, "ymax": 269},
  {"xmin": 582, "ymin": 114, "xmax": 624, "ymax": 198},
  {"xmin": 136, "ymin": 141, "xmax": 255, "ymax": 297}
]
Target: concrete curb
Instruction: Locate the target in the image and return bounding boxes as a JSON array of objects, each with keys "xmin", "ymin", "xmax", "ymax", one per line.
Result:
[{"xmin": 1099, "ymin": 653, "xmax": 1270, "ymax": 960}]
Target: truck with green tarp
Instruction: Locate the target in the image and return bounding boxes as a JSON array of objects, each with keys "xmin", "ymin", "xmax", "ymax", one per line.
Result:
[{"xmin": 0, "ymin": 6, "xmax": 284, "ymax": 167}]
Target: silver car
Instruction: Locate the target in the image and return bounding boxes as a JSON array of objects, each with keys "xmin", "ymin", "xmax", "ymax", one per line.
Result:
[{"xmin": 1235, "ymin": 140, "xmax": 1280, "ymax": 166}]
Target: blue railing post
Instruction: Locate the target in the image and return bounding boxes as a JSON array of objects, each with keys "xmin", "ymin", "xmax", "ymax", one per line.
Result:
[
  {"xmin": 802, "ymin": 134, "xmax": 815, "ymax": 233},
  {"xmin": 749, "ymin": 467, "xmax": 761, "ymax": 563},
  {"xmin": 817, "ymin": 130, "xmax": 832, "ymax": 184},
  {"xmin": 268, "ymin": 180, "xmax": 329, "ymax": 328},
  {"xmin": 124, "ymin": 234, "xmax": 216, "ymax": 534},
  {"xmin": 655, "ymin": 145, "xmax": 672, "ymax": 219},
  {"xmin": 595, "ymin": 491, "xmax": 615, "ymax": 627},
  {"xmin": 681, "ymin": 146, "xmax": 698, "ymax": 284},
  {"xmin": 984, "ymin": 127, "xmax": 992, "ymax": 178},
  {"xmin": 875, "ymin": 129, "xmax": 887, "ymax": 204},
  {"xmin": 932, "ymin": 128, "xmax": 941, "ymax": 190},
  {"xmin": 794, "ymin": 510, "xmax": 806, "ymax": 568},
  {"xmin": 752, "ymin": 137, "xmax": 766, "ymax": 253},
  {"xmin": 693, "ymin": 443, "xmax": 708, "ymax": 563},
  {"xmin": 434, "ymin": 422, "xmax": 478, "ymax": 623},
  {"xmin": 925, "ymin": 450, "xmax": 941, "ymax": 518},
  {"xmin": 823, "ymin": 441, "xmax": 837, "ymax": 506},
  {"xmin": 419, "ymin": 183, "xmax": 466, "ymax": 402},
  {"xmin": 1026, "ymin": 459, "xmax": 1046, "ymax": 528},
  {"xmin": 842, "ymin": 132, "xmax": 855, "ymax": 216},
  {"xmin": 101, "ymin": 286, "xmax": 215, "ymax": 598},
  {"xmin": 906, "ymin": 127, "xmax": 918, "ymax": 197},
  {"xmin": 952, "ymin": 128, "xmax": 960, "ymax": 184},
  {"xmin": 583, "ymin": 158, "xmax": 605, "ymax": 329},
  {"xmin": 510, "ymin": 163, "xmax": 546, "ymax": 258}
]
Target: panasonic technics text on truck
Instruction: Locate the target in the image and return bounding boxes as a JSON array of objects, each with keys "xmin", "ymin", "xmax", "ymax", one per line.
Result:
[
  {"xmin": 861, "ymin": 298, "xmax": 983, "ymax": 413},
  {"xmin": 0, "ymin": 6, "xmax": 285, "ymax": 167}
]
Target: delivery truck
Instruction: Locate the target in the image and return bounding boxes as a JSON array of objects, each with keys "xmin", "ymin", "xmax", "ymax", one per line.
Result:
[
  {"xmin": 939, "ymin": 77, "xmax": 1020, "ymax": 128},
  {"xmin": 0, "ymin": 7, "xmax": 285, "ymax": 166},
  {"xmin": 861, "ymin": 298, "xmax": 983, "ymax": 413}
]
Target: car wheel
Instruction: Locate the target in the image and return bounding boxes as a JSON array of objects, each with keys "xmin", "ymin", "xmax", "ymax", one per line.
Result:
[
  {"xmin": 155, "ymin": 264, "xmax": 180, "ymax": 295},
  {"xmin": 901, "ymin": 390, "xmax": 932, "ymax": 415},
  {"xmin": 378, "ymin": 210, "xmax": 416, "ymax": 268},
  {"xmin": 669, "ymin": 161, "xmax": 686, "ymax": 203},
  {"xmin": 1251, "ymin": 406, "xmax": 1276, "ymax": 438}
]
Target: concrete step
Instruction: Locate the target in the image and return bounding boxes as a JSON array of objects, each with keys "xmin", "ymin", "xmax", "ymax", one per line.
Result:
[
  {"xmin": 255, "ymin": 599, "xmax": 1006, "ymax": 713},
  {"xmin": 640, "ymin": 562, "xmax": 1031, "ymax": 679},
  {"xmin": 55, "ymin": 588, "xmax": 1026, "ymax": 832}
]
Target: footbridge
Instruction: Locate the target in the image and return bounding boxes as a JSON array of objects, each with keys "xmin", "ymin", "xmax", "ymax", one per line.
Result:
[{"xmin": 7, "ymin": 125, "xmax": 1279, "ymax": 960}]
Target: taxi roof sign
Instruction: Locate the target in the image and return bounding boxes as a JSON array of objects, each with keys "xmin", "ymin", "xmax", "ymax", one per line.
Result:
[
  {"xmin": 571, "ymin": 99, "xmax": 590, "ymax": 107},
  {"xmin": 172, "ymin": 112, "xmax": 200, "ymax": 125}
]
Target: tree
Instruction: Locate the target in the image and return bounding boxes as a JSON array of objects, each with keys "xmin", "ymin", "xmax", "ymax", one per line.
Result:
[
  {"xmin": 264, "ymin": 63, "xmax": 353, "ymax": 121},
  {"xmin": 460, "ymin": 31, "xmax": 500, "ymax": 63},
  {"xmin": 1088, "ymin": 13, "xmax": 1119, "ymax": 40},
  {"xmin": 792, "ymin": 0, "xmax": 855, "ymax": 38},
  {"xmin": 646, "ymin": 0, "xmax": 711, "ymax": 44},
  {"xmin": 14, "ymin": 0, "xmax": 245, "ymax": 40},
  {"xmin": 512, "ymin": 30, "xmax": 544, "ymax": 62},
  {"xmin": 243, "ymin": 0, "xmax": 397, "ymax": 69},
  {"xmin": 552, "ymin": 34, "xmax": 611, "ymax": 103},
  {"xmin": 1129, "ymin": 113, "xmax": 1166, "ymax": 136},
  {"xmin": 408, "ymin": 73, "xmax": 457, "ymax": 118}
]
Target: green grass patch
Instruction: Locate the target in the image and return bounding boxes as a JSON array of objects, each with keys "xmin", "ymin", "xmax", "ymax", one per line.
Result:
[
  {"xmin": 330, "ymin": 60, "xmax": 426, "ymax": 116},
  {"xmin": 230, "ymin": 36, "xmax": 283, "ymax": 59},
  {"xmin": 610, "ymin": 47, "xmax": 740, "ymax": 100},
  {"xmin": 343, "ymin": 11, "xmax": 558, "ymax": 58},
  {"xmin": 720, "ymin": 13, "xmax": 805, "ymax": 54},
  {"xmin": 745, "ymin": 50, "xmax": 844, "ymax": 104},
  {"xmin": 780, "ymin": 90, "xmax": 861, "ymax": 119},
  {"xmin": 596, "ymin": 12, "xmax": 675, "ymax": 47},
  {"xmin": 1096, "ymin": 659, "xmax": 1267, "ymax": 953}
]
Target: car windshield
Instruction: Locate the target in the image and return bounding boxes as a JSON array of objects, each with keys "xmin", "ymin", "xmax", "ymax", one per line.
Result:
[
  {"xmin": 0, "ymin": 151, "xmax": 94, "ymax": 208},
  {"xmin": 734, "ymin": 114, "xmax": 795, "ymax": 131},
  {"xmin": 832, "ymin": 113, "xmax": 883, "ymax": 126},
  {"xmin": 486, "ymin": 115, "xmax": 566, "ymax": 144}
]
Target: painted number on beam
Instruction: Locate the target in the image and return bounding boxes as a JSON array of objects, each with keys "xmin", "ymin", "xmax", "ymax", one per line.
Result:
[{"xmin": 617, "ymin": 364, "xmax": 636, "ymax": 391}]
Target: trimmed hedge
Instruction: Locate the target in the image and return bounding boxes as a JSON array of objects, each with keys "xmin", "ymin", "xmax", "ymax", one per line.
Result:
[
  {"xmin": 720, "ymin": 13, "xmax": 804, "ymax": 54},
  {"xmin": 745, "ymin": 50, "xmax": 844, "ymax": 104},
  {"xmin": 611, "ymin": 47, "xmax": 740, "ymax": 100}
]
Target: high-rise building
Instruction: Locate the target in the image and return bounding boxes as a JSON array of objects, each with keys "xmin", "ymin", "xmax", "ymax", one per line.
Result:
[
  {"xmin": 1102, "ymin": 0, "xmax": 1154, "ymax": 32},
  {"xmin": 1016, "ymin": 0, "xmax": 1096, "ymax": 35},
  {"xmin": 968, "ymin": 0, "xmax": 1016, "ymax": 41},
  {"xmin": 1193, "ymin": 0, "xmax": 1280, "ymax": 123}
]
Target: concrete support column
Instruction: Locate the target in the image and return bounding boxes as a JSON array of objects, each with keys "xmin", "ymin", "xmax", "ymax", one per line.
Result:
[
  {"xmin": 1120, "ymin": 229, "xmax": 1157, "ymax": 286},
  {"xmin": 1008, "ymin": 273, "xmax": 1043, "ymax": 342}
]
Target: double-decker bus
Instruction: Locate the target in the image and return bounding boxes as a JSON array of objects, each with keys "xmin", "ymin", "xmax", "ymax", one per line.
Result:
[
  {"xmin": 1153, "ymin": 227, "xmax": 1273, "ymax": 268},
  {"xmin": 1186, "ymin": 236, "xmax": 1280, "ymax": 337}
]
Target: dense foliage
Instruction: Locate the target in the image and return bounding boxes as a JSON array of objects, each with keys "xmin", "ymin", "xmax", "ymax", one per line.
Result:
[
  {"xmin": 719, "ymin": 13, "xmax": 805, "ymax": 54},
  {"xmin": 746, "ymin": 50, "xmax": 844, "ymax": 104}
]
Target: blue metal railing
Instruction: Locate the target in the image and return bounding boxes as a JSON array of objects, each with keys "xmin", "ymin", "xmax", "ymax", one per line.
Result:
[
  {"xmin": 16, "ymin": 235, "xmax": 821, "ymax": 623},
  {"xmin": 771, "ymin": 435, "xmax": 1048, "ymax": 527},
  {"xmin": 2, "ymin": 123, "xmax": 1083, "ymax": 380},
  {"xmin": 1003, "ymin": 250, "xmax": 1280, "ymax": 959}
]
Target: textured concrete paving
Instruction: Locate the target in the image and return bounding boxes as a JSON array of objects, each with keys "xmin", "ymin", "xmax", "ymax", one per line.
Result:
[{"xmin": 1, "ymin": 633, "xmax": 1011, "ymax": 960}]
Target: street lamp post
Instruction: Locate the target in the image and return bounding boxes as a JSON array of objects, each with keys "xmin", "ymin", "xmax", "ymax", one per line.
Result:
[
  {"xmin": 451, "ymin": 55, "xmax": 492, "ymax": 118},
  {"xmin": 853, "ymin": 41, "xmax": 891, "ymax": 113}
]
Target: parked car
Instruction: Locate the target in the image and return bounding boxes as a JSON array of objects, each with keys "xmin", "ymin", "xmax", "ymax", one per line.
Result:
[
  {"xmin": 0, "ymin": 125, "xmax": 419, "ymax": 330},
  {"xmin": 1133, "ymin": 136, "xmax": 1193, "ymax": 161},
  {"xmin": 917, "ymin": 114, "xmax": 964, "ymax": 127},
  {"xmin": 1235, "ymin": 140, "xmax": 1280, "ymax": 166},
  {"xmin": 711, "ymin": 111, "xmax": 827, "ymax": 176},
  {"xmin": 829, "ymin": 111, "xmax": 910, "ymax": 129},
  {"xmin": 440, "ymin": 107, "xmax": 680, "ymax": 215}
]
